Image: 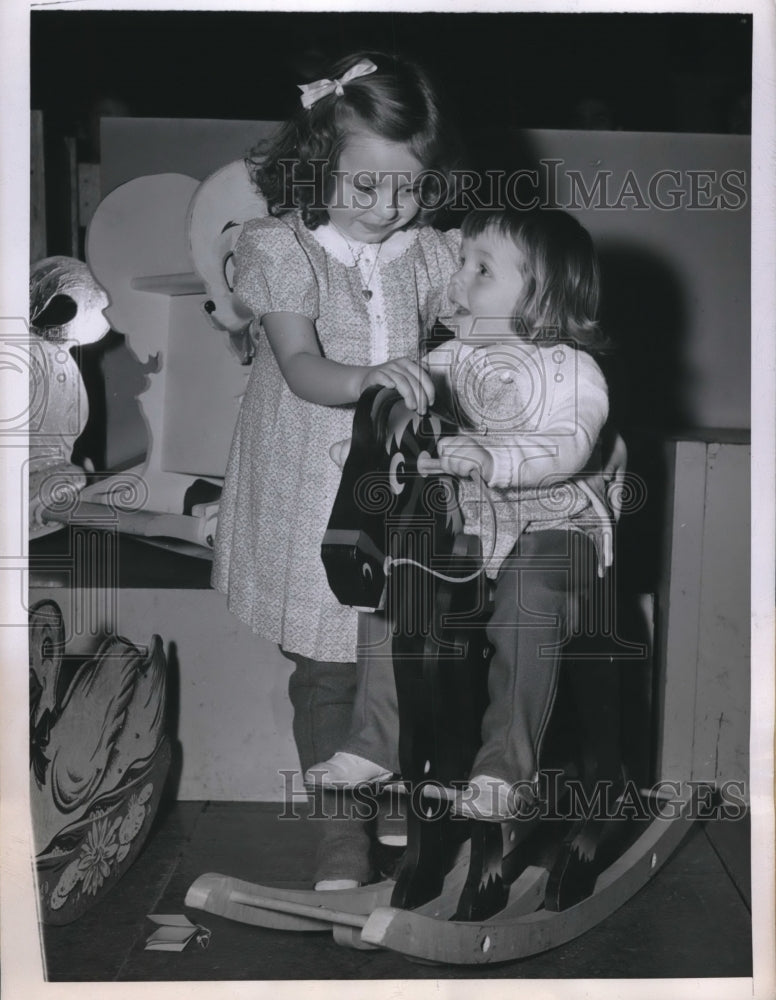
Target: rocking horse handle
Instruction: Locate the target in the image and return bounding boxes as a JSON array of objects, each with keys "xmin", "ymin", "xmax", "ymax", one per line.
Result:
[{"xmin": 415, "ymin": 451, "xmax": 444, "ymax": 477}]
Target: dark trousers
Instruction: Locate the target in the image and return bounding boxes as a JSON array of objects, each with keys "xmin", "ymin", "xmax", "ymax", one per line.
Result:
[
  {"xmin": 473, "ymin": 529, "xmax": 597, "ymax": 783},
  {"xmin": 343, "ymin": 529, "xmax": 605, "ymax": 788}
]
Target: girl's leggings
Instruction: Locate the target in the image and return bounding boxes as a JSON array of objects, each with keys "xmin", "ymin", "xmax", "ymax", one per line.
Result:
[{"xmin": 283, "ymin": 614, "xmax": 398, "ymax": 884}]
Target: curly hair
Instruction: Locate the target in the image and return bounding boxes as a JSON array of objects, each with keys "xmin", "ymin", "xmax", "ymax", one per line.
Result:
[
  {"xmin": 247, "ymin": 51, "xmax": 461, "ymax": 229},
  {"xmin": 461, "ymin": 208, "xmax": 611, "ymax": 354}
]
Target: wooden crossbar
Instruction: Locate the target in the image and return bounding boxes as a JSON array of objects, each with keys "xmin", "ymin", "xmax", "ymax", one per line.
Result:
[{"xmin": 228, "ymin": 890, "xmax": 368, "ymax": 929}]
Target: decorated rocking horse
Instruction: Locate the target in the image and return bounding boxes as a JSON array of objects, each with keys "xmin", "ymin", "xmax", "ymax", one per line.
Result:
[{"xmin": 186, "ymin": 369, "xmax": 697, "ymax": 964}]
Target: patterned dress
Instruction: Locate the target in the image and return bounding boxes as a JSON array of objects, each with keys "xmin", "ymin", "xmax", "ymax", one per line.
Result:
[{"xmin": 212, "ymin": 212, "xmax": 461, "ymax": 661}]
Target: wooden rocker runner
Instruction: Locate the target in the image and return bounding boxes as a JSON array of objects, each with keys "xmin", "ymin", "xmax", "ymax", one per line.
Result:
[{"xmin": 186, "ymin": 384, "xmax": 697, "ymax": 964}]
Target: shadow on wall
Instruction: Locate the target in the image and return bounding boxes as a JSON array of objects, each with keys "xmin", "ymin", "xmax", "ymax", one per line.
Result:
[
  {"xmin": 598, "ymin": 241, "xmax": 691, "ymax": 434},
  {"xmin": 99, "ymin": 330, "xmax": 157, "ymax": 471},
  {"xmin": 597, "ymin": 244, "xmax": 689, "ymax": 599}
]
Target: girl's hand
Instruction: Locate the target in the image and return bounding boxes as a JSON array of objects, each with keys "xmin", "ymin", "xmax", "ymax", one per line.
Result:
[
  {"xmin": 359, "ymin": 357, "xmax": 435, "ymax": 414},
  {"xmin": 437, "ymin": 436, "xmax": 494, "ymax": 482},
  {"xmin": 329, "ymin": 438, "xmax": 351, "ymax": 469}
]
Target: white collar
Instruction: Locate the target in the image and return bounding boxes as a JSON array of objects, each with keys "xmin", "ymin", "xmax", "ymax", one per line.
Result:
[{"xmin": 309, "ymin": 221, "xmax": 418, "ymax": 266}]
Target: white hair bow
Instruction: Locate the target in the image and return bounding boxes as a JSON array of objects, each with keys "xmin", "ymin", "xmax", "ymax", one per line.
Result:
[{"xmin": 298, "ymin": 59, "xmax": 378, "ymax": 109}]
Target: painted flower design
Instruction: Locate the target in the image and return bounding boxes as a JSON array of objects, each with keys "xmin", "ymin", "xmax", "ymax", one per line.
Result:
[
  {"xmin": 118, "ymin": 785, "xmax": 151, "ymax": 845},
  {"xmin": 116, "ymin": 784, "xmax": 152, "ymax": 862},
  {"xmin": 50, "ymin": 858, "xmax": 83, "ymax": 910},
  {"xmin": 78, "ymin": 815, "xmax": 121, "ymax": 896},
  {"xmin": 45, "ymin": 780, "xmax": 158, "ymax": 912}
]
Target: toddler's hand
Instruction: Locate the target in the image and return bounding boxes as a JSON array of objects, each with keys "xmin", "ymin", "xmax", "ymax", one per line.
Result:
[
  {"xmin": 360, "ymin": 357, "xmax": 434, "ymax": 414},
  {"xmin": 437, "ymin": 436, "xmax": 493, "ymax": 482},
  {"xmin": 329, "ymin": 438, "xmax": 351, "ymax": 469}
]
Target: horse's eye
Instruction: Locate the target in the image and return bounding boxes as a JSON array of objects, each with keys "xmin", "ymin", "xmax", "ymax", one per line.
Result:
[{"xmin": 389, "ymin": 452, "xmax": 405, "ymax": 495}]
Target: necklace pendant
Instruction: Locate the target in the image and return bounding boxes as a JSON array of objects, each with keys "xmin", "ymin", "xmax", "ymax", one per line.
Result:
[{"xmin": 362, "ymin": 289, "xmax": 373, "ymax": 301}]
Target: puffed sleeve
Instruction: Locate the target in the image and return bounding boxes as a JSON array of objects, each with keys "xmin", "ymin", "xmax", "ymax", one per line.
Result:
[
  {"xmin": 416, "ymin": 227, "xmax": 461, "ymax": 329},
  {"xmin": 233, "ymin": 216, "xmax": 320, "ymax": 320}
]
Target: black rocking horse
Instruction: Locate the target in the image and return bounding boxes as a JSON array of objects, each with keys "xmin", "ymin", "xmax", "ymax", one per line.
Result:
[{"xmin": 186, "ymin": 381, "xmax": 697, "ymax": 964}]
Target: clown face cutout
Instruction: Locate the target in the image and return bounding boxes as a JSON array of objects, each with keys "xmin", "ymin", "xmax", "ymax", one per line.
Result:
[{"xmin": 187, "ymin": 160, "xmax": 267, "ymax": 362}]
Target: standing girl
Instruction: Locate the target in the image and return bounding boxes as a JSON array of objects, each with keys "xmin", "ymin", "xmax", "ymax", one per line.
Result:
[{"xmin": 212, "ymin": 52, "xmax": 462, "ymax": 888}]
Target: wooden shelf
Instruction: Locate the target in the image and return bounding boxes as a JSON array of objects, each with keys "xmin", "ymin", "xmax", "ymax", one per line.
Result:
[{"xmin": 131, "ymin": 272, "xmax": 206, "ymax": 296}]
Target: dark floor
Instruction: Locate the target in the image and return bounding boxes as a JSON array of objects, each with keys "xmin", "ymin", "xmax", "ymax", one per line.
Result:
[{"xmin": 40, "ymin": 800, "xmax": 752, "ymax": 982}]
